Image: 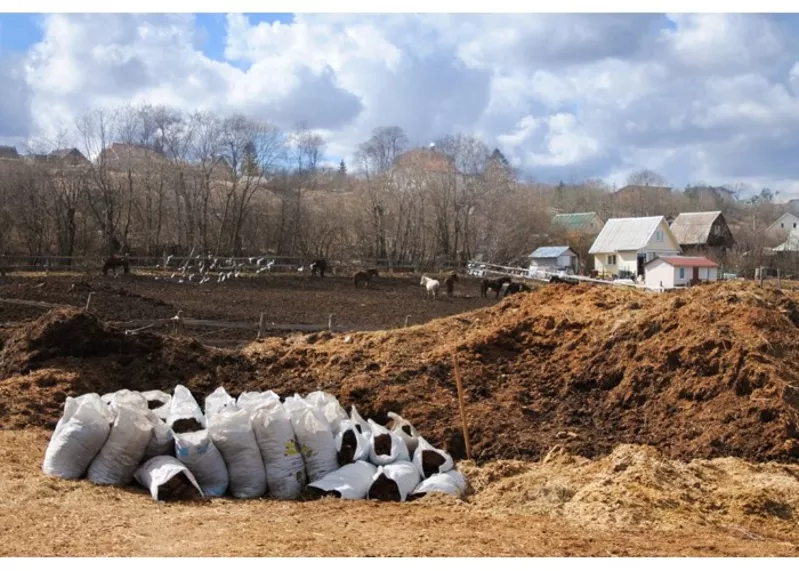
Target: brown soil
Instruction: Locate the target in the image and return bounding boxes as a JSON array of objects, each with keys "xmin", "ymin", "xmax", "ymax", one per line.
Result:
[
  {"xmin": 1, "ymin": 430, "xmax": 797, "ymax": 556},
  {"xmin": 0, "ymin": 273, "xmax": 492, "ymax": 341},
  {"xmin": 4, "ymin": 280, "xmax": 798, "ymax": 466}
]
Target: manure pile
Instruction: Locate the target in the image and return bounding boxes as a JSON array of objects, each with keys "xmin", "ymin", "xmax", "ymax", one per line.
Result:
[{"xmin": 1, "ymin": 281, "xmax": 798, "ymax": 464}]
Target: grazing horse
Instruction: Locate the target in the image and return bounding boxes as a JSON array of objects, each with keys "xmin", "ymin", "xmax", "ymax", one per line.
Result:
[
  {"xmin": 102, "ymin": 254, "xmax": 130, "ymax": 276},
  {"xmin": 420, "ymin": 275, "xmax": 440, "ymax": 299},
  {"xmin": 353, "ymin": 268, "xmax": 379, "ymax": 288},
  {"xmin": 442, "ymin": 271, "xmax": 459, "ymax": 297},
  {"xmin": 481, "ymin": 275, "xmax": 511, "ymax": 299},
  {"xmin": 503, "ymin": 281, "xmax": 532, "ymax": 297},
  {"xmin": 310, "ymin": 259, "xmax": 327, "ymax": 278}
]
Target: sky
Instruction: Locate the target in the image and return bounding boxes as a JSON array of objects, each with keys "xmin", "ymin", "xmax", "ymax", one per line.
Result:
[{"xmin": 2, "ymin": 13, "xmax": 799, "ymax": 198}]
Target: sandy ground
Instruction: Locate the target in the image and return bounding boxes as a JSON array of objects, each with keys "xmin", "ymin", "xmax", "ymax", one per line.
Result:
[{"xmin": 2, "ymin": 430, "xmax": 797, "ymax": 557}]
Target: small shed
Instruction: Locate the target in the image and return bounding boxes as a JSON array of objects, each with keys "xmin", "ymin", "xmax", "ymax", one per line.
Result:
[
  {"xmin": 644, "ymin": 256, "xmax": 719, "ymax": 290},
  {"xmin": 528, "ymin": 246, "xmax": 577, "ymax": 274}
]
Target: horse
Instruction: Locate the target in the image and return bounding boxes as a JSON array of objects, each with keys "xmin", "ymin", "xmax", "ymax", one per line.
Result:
[
  {"xmin": 353, "ymin": 268, "xmax": 379, "ymax": 288},
  {"xmin": 103, "ymin": 254, "xmax": 130, "ymax": 276},
  {"xmin": 503, "ymin": 281, "xmax": 532, "ymax": 297},
  {"xmin": 420, "ymin": 275, "xmax": 440, "ymax": 299},
  {"xmin": 310, "ymin": 259, "xmax": 327, "ymax": 278},
  {"xmin": 481, "ymin": 275, "xmax": 511, "ymax": 299},
  {"xmin": 442, "ymin": 271, "xmax": 459, "ymax": 297}
]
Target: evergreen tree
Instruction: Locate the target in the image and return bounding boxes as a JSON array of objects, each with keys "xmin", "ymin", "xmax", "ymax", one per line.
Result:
[
  {"xmin": 490, "ymin": 148, "xmax": 509, "ymax": 167},
  {"xmin": 338, "ymin": 159, "xmax": 347, "ymax": 175},
  {"xmin": 242, "ymin": 140, "xmax": 260, "ymax": 176}
]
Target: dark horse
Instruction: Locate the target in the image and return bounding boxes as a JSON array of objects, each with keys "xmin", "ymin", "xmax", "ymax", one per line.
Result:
[
  {"xmin": 309, "ymin": 259, "xmax": 327, "ymax": 278},
  {"xmin": 503, "ymin": 281, "xmax": 532, "ymax": 297},
  {"xmin": 443, "ymin": 271, "xmax": 459, "ymax": 297},
  {"xmin": 103, "ymin": 254, "xmax": 130, "ymax": 276},
  {"xmin": 481, "ymin": 275, "xmax": 512, "ymax": 299},
  {"xmin": 353, "ymin": 268, "xmax": 379, "ymax": 288}
]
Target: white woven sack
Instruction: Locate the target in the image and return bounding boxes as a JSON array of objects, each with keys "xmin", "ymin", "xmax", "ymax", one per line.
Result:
[
  {"xmin": 367, "ymin": 461, "xmax": 421, "ymax": 502},
  {"xmin": 167, "ymin": 385, "xmax": 206, "ymax": 431},
  {"xmin": 88, "ymin": 405, "xmax": 154, "ymax": 485},
  {"xmin": 412, "ymin": 436, "xmax": 454, "ymax": 479},
  {"xmin": 144, "ymin": 410, "xmax": 174, "ymax": 460},
  {"xmin": 335, "ymin": 420, "xmax": 371, "ymax": 464},
  {"xmin": 307, "ymin": 461, "xmax": 377, "ymax": 500},
  {"xmin": 141, "ymin": 390, "xmax": 172, "ymax": 420},
  {"xmin": 173, "ymin": 429, "xmax": 229, "ymax": 497},
  {"xmin": 367, "ymin": 419, "xmax": 410, "ymax": 466},
  {"xmin": 208, "ymin": 406, "xmax": 267, "ymax": 498},
  {"xmin": 409, "ymin": 470, "xmax": 467, "ymax": 500},
  {"xmin": 251, "ymin": 400, "xmax": 307, "ymax": 500},
  {"xmin": 42, "ymin": 393, "xmax": 114, "ymax": 479},
  {"xmin": 284, "ymin": 395, "xmax": 339, "ymax": 483},
  {"xmin": 204, "ymin": 386, "xmax": 236, "ymax": 422},
  {"xmin": 236, "ymin": 391, "xmax": 280, "ymax": 415},
  {"xmin": 135, "ymin": 456, "xmax": 204, "ymax": 501},
  {"xmin": 387, "ymin": 411, "xmax": 421, "ymax": 456}
]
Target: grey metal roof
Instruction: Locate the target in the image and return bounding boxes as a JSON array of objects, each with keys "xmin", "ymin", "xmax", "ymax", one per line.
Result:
[
  {"xmin": 669, "ymin": 211, "xmax": 722, "ymax": 246},
  {"xmin": 529, "ymin": 246, "xmax": 574, "ymax": 259},
  {"xmin": 588, "ymin": 216, "xmax": 669, "ymax": 254}
]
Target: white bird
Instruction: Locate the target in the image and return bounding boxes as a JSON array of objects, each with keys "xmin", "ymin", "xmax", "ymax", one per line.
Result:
[
  {"xmin": 170, "ymin": 273, "xmax": 176, "ymax": 279},
  {"xmin": 188, "ymin": 274, "xmax": 194, "ymax": 282},
  {"xmin": 178, "ymin": 279, "xmax": 184, "ymax": 284},
  {"xmin": 256, "ymin": 257, "xmax": 266, "ymax": 266},
  {"xmin": 248, "ymin": 257, "xmax": 255, "ymax": 264}
]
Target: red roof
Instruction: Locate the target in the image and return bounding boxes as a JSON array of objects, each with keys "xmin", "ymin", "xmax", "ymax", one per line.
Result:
[{"xmin": 652, "ymin": 256, "xmax": 719, "ymax": 268}]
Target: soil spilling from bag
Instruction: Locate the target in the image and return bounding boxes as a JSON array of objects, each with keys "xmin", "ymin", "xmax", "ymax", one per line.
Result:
[
  {"xmin": 158, "ymin": 472, "xmax": 203, "ymax": 503},
  {"xmin": 421, "ymin": 450, "xmax": 447, "ymax": 478},
  {"xmin": 372, "ymin": 434, "xmax": 392, "ymax": 457},
  {"xmin": 368, "ymin": 473, "xmax": 402, "ymax": 502},
  {"xmin": 2, "ymin": 281, "xmax": 799, "ymax": 464},
  {"xmin": 338, "ymin": 430, "xmax": 359, "ymax": 464}
]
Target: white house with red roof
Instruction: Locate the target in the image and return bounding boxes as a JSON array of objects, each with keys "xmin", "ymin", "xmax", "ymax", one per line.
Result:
[{"xmin": 644, "ymin": 256, "xmax": 719, "ymax": 290}]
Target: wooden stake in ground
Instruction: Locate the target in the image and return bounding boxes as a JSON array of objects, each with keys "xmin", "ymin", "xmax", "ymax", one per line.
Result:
[
  {"xmin": 84, "ymin": 292, "xmax": 93, "ymax": 312},
  {"xmin": 258, "ymin": 312, "xmax": 266, "ymax": 339},
  {"xmin": 451, "ymin": 353, "xmax": 472, "ymax": 460}
]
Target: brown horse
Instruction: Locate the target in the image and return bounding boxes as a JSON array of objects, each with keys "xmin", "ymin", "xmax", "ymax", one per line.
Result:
[
  {"xmin": 103, "ymin": 254, "xmax": 130, "ymax": 276},
  {"xmin": 480, "ymin": 275, "xmax": 511, "ymax": 299},
  {"xmin": 353, "ymin": 268, "xmax": 379, "ymax": 288},
  {"xmin": 443, "ymin": 271, "xmax": 458, "ymax": 296}
]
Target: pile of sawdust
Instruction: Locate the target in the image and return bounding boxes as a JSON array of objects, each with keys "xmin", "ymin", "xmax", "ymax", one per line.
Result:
[
  {"xmin": 1, "ymin": 281, "xmax": 798, "ymax": 463},
  {"xmin": 460, "ymin": 444, "xmax": 799, "ymax": 532}
]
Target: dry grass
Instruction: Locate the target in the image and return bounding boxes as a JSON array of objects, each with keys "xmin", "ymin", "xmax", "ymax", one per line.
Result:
[{"xmin": 2, "ymin": 430, "xmax": 798, "ymax": 557}]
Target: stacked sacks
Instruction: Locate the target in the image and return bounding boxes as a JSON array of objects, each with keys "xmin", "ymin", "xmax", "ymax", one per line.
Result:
[{"xmin": 41, "ymin": 385, "xmax": 467, "ymax": 503}]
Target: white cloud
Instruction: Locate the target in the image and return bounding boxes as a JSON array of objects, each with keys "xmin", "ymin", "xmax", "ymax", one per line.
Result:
[{"xmin": 2, "ymin": 13, "xmax": 799, "ymax": 191}]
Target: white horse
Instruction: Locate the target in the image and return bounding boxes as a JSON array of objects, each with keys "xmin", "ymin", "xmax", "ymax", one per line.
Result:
[{"xmin": 420, "ymin": 275, "xmax": 440, "ymax": 299}]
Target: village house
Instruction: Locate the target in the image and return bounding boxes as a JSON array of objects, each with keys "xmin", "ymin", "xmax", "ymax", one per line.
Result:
[
  {"xmin": 0, "ymin": 145, "xmax": 20, "ymax": 160},
  {"xmin": 550, "ymin": 212, "xmax": 604, "ymax": 235},
  {"xmin": 644, "ymin": 256, "xmax": 719, "ymax": 290},
  {"xmin": 766, "ymin": 212, "xmax": 799, "ymax": 241},
  {"xmin": 589, "ymin": 216, "xmax": 682, "ymax": 279},
  {"xmin": 668, "ymin": 211, "xmax": 735, "ymax": 257},
  {"xmin": 527, "ymin": 246, "xmax": 577, "ymax": 275}
]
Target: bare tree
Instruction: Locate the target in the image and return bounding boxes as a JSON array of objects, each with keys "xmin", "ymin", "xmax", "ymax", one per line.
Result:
[{"xmin": 626, "ymin": 168, "xmax": 668, "ymax": 188}]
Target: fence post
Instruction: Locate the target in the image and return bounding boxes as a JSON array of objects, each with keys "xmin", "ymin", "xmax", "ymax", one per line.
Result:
[
  {"xmin": 778, "ymin": 268, "xmax": 782, "ymax": 290},
  {"xmin": 84, "ymin": 292, "xmax": 93, "ymax": 312},
  {"xmin": 258, "ymin": 312, "xmax": 266, "ymax": 339},
  {"xmin": 328, "ymin": 314, "xmax": 334, "ymax": 331}
]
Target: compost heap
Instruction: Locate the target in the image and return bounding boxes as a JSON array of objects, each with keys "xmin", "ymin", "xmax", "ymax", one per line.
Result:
[
  {"xmin": 40, "ymin": 385, "xmax": 466, "ymax": 502},
  {"xmin": 2, "ymin": 280, "xmax": 799, "ymax": 465}
]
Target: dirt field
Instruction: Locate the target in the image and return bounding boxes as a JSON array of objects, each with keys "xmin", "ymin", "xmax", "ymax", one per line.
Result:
[
  {"xmin": 0, "ymin": 272, "xmax": 495, "ymax": 344},
  {"xmin": 1, "ymin": 430, "xmax": 797, "ymax": 557},
  {"xmin": 3, "ymin": 278, "xmax": 799, "ymax": 556}
]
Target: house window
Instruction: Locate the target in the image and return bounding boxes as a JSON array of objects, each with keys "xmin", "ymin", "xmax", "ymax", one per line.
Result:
[
  {"xmin": 679, "ymin": 267, "xmax": 685, "ymax": 279},
  {"xmin": 794, "ymin": 223, "xmax": 797, "ymax": 228},
  {"xmin": 655, "ymin": 230, "xmax": 663, "ymax": 241},
  {"xmin": 607, "ymin": 255, "xmax": 616, "ymax": 265},
  {"xmin": 781, "ymin": 223, "xmax": 785, "ymax": 228}
]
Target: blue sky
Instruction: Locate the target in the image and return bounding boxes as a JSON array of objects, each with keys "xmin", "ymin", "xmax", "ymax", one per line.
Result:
[{"xmin": 3, "ymin": 13, "xmax": 799, "ymax": 197}]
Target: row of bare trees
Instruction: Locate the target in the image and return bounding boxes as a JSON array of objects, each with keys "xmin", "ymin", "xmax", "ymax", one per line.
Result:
[{"xmin": 0, "ymin": 101, "xmax": 795, "ymax": 275}]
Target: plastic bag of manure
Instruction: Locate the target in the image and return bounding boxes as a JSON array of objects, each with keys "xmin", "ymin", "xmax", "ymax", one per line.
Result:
[
  {"xmin": 412, "ymin": 436, "xmax": 454, "ymax": 479},
  {"xmin": 103, "ymin": 389, "xmax": 148, "ymax": 413},
  {"xmin": 208, "ymin": 406, "xmax": 267, "ymax": 498},
  {"xmin": 284, "ymin": 395, "xmax": 339, "ymax": 483},
  {"xmin": 349, "ymin": 405, "xmax": 370, "ymax": 437},
  {"xmin": 143, "ymin": 410, "xmax": 174, "ymax": 460},
  {"xmin": 204, "ymin": 386, "xmax": 237, "ymax": 422},
  {"xmin": 251, "ymin": 399, "xmax": 307, "ymax": 500},
  {"xmin": 367, "ymin": 419, "xmax": 410, "ymax": 466},
  {"xmin": 42, "ymin": 393, "xmax": 115, "ymax": 479},
  {"xmin": 304, "ymin": 391, "xmax": 348, "ymax": 434},
  {"xmin": 367, "ymin": 461, "xmax": 421, "ymax": 502},
  {"xmin": 88, "ymin": 405, "xmax": 154, "ymax": 486},
  {"xmin": 141, "ymin": 390, "xmax": 171, "ymax": 420},
  {"xmin": 174, "ymin": 429, "xmax": 229, "ymax": 497},
  {"xmin": 335, "ymin": 419, "xmax": 371, "ymax": 465},
  {"xmin": 387, "ymin": 411, "xmax": 421, "ymax": 456},
  {"xmin": 307, "ymin": 461, "xmax": 377, "ymax": 500},
  {"xmin": 236, "ymin": 391, "xmax": 280, "ymax": 415},
  {"xmin": 408, "ymin": 470, "xmax": 467, "ymax": 500},
  {"xmin": 135, "ymin": 456, "xmax": 204, "ymax": 502},
  {"xmin": 167, "ymin": 385, "xmax": 206, "ymax": 433}
]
